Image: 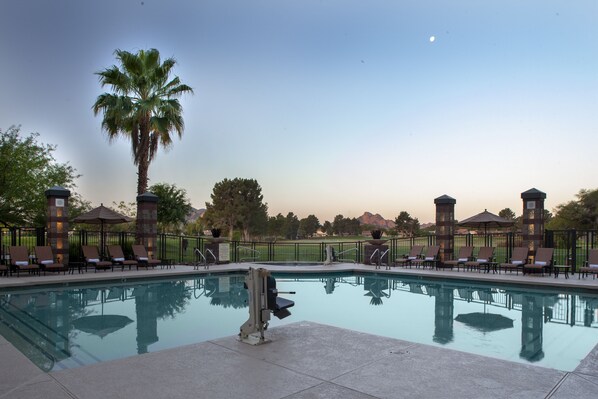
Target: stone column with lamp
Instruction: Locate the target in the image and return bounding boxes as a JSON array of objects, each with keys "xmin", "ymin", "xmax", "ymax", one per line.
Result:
[
  {"xmin": 521, "ymin": 188, "xmax": 546, "ymax": 259},
  {"xmin": 136, "ymin": 192, "xmax": 158, "ymax": 257},
  {"xmin": 434, "ymin": 195, "xmax": 456, "ymax": 263},
  {"xmin": 45, "ymin": 186, "xmax": 70, "ymax": 265}
]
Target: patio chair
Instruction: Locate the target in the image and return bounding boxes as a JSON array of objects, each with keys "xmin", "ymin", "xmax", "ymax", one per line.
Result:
[
  {"xmin": 8, "ymin": 246, "xmax": 40, "ymax": 276},
  {"xmin": 579, "ymin": 249, "xmax": 598, "ymax": 279},
  {"xmin": 107, "ymin": 245, "xmax": 137, "ymax": 271},
  {"xmin": 34, "ymin": 246, "xmax": 68, "ymax": 275},
  {"xmin": 523, "ymin": 248, "xmax": 554, "ymax": 276},
  {"xmin": 464, "ymin": 247, "xmax": 494, "ymax": 272},
  {"xmin": 82, "ymin": 245, "xmax": 113, "ymax": 272},
  {"xmin": 132, "ymin": 245, "xmax": 161, "ymax": 269},
  {"xmin": 440, "ymin": 246, "xmax": 474, "ymax": 270},
  {"xmin": 393, "ymin": 245, "xmax": 423, "ymax": 267},
  {"xmin": 410, "ymin": 246, "xmax": 440, "ymax": 269},
  {"xmin": 498, "ymin": 247, "xmax": 530, "ymax": 275}
]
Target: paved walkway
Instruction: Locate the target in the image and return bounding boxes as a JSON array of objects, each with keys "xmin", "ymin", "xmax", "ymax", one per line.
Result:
[{"xmin": 0, "ymin": 264, "xmax": 597, "ymax": 398}]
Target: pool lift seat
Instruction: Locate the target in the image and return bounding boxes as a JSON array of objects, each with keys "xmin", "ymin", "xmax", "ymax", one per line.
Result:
[{"xmin": 239, "ymin": 267, "xmax": 295, "ymax": 345}]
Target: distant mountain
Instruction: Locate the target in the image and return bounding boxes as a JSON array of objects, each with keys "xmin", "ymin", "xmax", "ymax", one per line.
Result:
[
  {"xmin": 186, "ymin": 207, "xmax": 206, "ymax": 223},
  {"xmin": 358, "ymin": 212, "xmax": 395, "ymax": 229}
]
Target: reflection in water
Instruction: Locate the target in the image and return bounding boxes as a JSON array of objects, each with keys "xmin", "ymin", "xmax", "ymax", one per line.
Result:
[
  {"xmin": 0, "ymin": 273, "xmax": 597, "ymax": 372},
  {"xmin": 519, "ymin": 294, "xmax": 545, "ymax": 362},
  {"xmin": 433, "ymin": 286, "xmax": 454, "ymax": 344},
  {"xmin": 135, "ymin": 285, "xmax": 158, "ymax": 354},
  {"xmin": 363, "ymin": 277, "xmax": 390, "ymax": 306}
]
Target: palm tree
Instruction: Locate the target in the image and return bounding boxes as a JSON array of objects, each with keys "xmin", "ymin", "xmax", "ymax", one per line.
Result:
[{"xmin": 93, "ymin": 48, "xmax": 193, "ymax": 195}]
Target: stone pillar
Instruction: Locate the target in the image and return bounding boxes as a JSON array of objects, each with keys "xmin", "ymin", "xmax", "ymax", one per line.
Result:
[
  {"xmin": 45, "ymin": 186, "xmax": 70, "ymax": 264},
  {"xmin": 521, "ymin": 188, "xmax": 546, "ymax": 256},
  {"xmin": 434, "ymin": 195, "xmax": 456, "ymax": 262},
  {"xmin": 136, "ymin": 192, "xmax": 158, "ymax": 257}
]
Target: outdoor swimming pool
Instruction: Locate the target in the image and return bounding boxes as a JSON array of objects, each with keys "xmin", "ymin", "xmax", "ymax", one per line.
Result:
[{"xmin": 0, "ymin": 272, "xmax": 596, "ymax": 372}]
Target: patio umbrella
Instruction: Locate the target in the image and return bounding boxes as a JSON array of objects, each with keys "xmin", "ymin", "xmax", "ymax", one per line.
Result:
[
  {"xmin": 455, "ymin": 312, "xmax": 514, "ymax": 332},
  {"xmin": 73, "ymin": 204, "xmax": 133, "ymax": 256},
  {"xmin": 458, "ymin": 209, "xmax": 514, "ymax": 235},
  {"xmin": 72, "ymin": 315, "xmax": 133, "ymax": 338}
]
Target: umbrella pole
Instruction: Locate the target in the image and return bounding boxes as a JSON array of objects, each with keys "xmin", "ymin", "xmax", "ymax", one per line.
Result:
[{"xmin": 101, "ymin": 221, "xmax": 105, "ymax": 259}]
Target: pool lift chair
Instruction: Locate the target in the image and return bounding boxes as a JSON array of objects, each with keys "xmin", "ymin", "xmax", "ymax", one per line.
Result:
[{"xmin": 239, "ymin": 267, "xmax": 295, "ymax": 345}]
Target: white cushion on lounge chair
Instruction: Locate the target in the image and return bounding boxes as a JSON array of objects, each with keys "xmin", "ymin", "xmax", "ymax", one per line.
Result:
[
  {"xmin": 113, "ymin": 257, "xmax": 125, "ymax": 262},
  {"xmin": 589, "ymin": 264, "xmax": 598, "ymax": 268},
  {"xmin": 88, "ymin": 258, "xmax": 99, "ymax": 263},
  {"xmin": 535, "ymin": 261, "xmax": 547, "ymax": 266},
  {"xmin": 477, "ymin": 258, "xmax": 487, "ymax": 263},
  {"xmin": 407, "ymin": 256, "xmax": 417, "ymax": 260},
  {"xmin": 458, "ymin": 258, "xmax": 468, "ymax": 262},
  {"xmin": 41, "ymin": 260, "xmax": 54, "ymax": 265},
  {"xmin": 15, "ymin": 261, "xmax": 29, "ymax": 266},
  {"xmin": 425, "ymin": 257, "xmax": 434, "ymax": 260},
  {"xmin": 512, "ymin": 260, "xmax": 523, "ymax": 265},
  {"xmin": 138, "ymin": 256, "xmax": 148, "ymax": 261}
]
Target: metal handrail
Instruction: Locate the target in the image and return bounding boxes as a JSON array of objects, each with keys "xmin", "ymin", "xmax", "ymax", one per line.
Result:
[
  {"xmin": 194, "ymin": 248, "xmax": 208, "ymax": 270},
  {"xmin": 370, "ymin": 248, "xmax": 380, "ymax": 265},
  {"xmin": 337, "ymin": 247, "xmax": 358, "ymax": 263},
  {"xmin": 238, "ymin": 246, "xmax": 260, "ymax": 262}
]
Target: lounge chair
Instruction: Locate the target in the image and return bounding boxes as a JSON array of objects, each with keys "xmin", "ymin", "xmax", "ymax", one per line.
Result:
[
  {"xmin": 464, "ymin": 247, "xmax": 494, "ymax": 272},
  {"xmin": 411, "ymin": 246, "xmax": 440, "ymax": 269},
  {"xmin": 82, "ymin": 245, "xmax": 113, "ymax": 272},
  {"xmin": 440, "ymin": 246, "xmax": 474, "ymax": 270},
  {"xmin": 579, "ymin": 249, "xmax": 598, "ymax": 279},
  {"xmin": 523, "ymin": 248, "xmax": 554, "ymax": 276},
  {"xmin": 132, "ymin": 245, "xmax": 161, "ymax": 269},
  {"xmin": 107, "ymin": 245, "xmax": 137, "ymax": 271},
  {"xmin": 34, "ymin": 246, "xmax": 68, "ymax": 275},
  {"xmin": 8, "ymin": 246, "xmax": 40, "ymax": 276},
  {"xmin": 499, "ymin": 247, "xmax": 530, "ymax": 275},
  {"xmin": 394, "ymin": 245, "xmax": 423, "ymax": 267}
]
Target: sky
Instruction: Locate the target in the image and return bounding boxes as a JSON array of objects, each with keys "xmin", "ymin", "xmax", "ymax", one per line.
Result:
[{"xmin": 1, "ymin": 0, "xmax": 597, "ymax": 224}]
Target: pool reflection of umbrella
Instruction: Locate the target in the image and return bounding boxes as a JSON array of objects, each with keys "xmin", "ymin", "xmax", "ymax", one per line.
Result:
[
  {"xmin": 73, "ymin": 204, "xmax": 133, "ymax": 256},
  {"xmin": 72, "ymin": 315, "xmax": 133, "ymax": 338},
  {"xmin": 455, "ymin": 312, "xmax": 514, "ymax": 332}
]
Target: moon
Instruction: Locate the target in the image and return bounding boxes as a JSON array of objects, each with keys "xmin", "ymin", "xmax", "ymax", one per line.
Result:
[{"xmin": 429, "ymin": 36, "xmax": 435, "ymax": 43}]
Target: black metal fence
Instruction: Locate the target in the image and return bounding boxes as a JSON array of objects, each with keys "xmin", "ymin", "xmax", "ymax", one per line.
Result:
[{"xmin": 1, "ymin": 227, "xmax": 597, "ymax": 271}]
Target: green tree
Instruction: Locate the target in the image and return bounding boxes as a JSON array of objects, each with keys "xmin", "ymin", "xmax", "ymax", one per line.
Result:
[
  {"xmin": 204, "ymin": 178, "xmax": 268, "ymax": 240},
  {"xmin": 93, "ymin": 49, "xmax": 193, "ymax": 196},
  {"xmin": 149, "ymin": 183, "xmax": 192, "ymax": 233},
  {"xmin": 393, "ymin": 211, "xmax": 420, "ymax": 236},
  {"xmin": 498, "ymin": 208, "xmax": 516, "ymax": 220},
  {"xmin": 299, "ymin": 214, "xmax": 320, "ymax": 238},
  {"xmin": 285, "ymin": 212, "xmax": 300, "ymax": 239},
  {"xmin": 267, "ymin": 213, "xmax": 286, "ymax": 239},
  {"xmin": 322, "ymin": 220, "xmax": 333, "ymax": 235},
  {"xmin": 0, "ymin": 126, "xmax": 81, "ymax": 226},
  {"xmin": 547, "ymin": 189, "xmax": 598, "ymax": 230}
]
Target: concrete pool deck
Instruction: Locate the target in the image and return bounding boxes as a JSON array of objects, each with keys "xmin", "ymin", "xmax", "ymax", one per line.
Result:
[{"xmin": 1, "ymin": 263, "xmax": 597, "ymax": 398}]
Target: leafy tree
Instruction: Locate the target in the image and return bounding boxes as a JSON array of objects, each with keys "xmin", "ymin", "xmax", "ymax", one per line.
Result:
[
  {"xmin": 267, "ymin": 213, "xmax": 286, "ymax": 239},
  {"xmin": 299, "ymin": 214, "xmax": 320, "ymax": 238},
  {"xmin": 547, "ymin": 189, "xmax": 598, "ymax": 230},
  {"xmin": 0, "ymin": 126, "xmax": 81, "ymax": 226},
  {"xmin": 393, "ymin": 211, "xmax": 420, "ymax": 236},
  {"xmin": 204, "ymin": 178, "xmax": 268, "ymax": 240},
  {"xmin": 93, "ymin": 48, "xmax": 193, "ymax": 196},
  {"xmin": 149, "ymin": 183, "xmax": 192, "ymax": 233},
  {"xmin": 321, "ymin": 220, "xmax": 333, "ymax": 235},
  {"xmin": 285, "ymin": 212, "xmax": 300, "ymax": 239},
  {"xmin": 498, "ymin": 208, "xmax": 516, "ymax": 220}
]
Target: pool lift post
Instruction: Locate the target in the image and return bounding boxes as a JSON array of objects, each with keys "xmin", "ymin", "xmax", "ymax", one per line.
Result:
[
  {"xmin": 239, "ymin": 267, "xmax": 295, "ymax": 345},
  {"xmin": 324, "ymin": 245, "xmax": 337, "ymax": 264}
]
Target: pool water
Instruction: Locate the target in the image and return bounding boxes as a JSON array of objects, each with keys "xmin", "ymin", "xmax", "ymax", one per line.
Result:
[{"xmin": 0, "ymin": 273, "xmax": 596, "ymax": 372}]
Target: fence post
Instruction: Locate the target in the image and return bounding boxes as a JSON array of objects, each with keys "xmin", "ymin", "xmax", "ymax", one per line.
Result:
[{"xmin": 569, "ymin": 229, "xmax": 577, "ymax": 273}]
